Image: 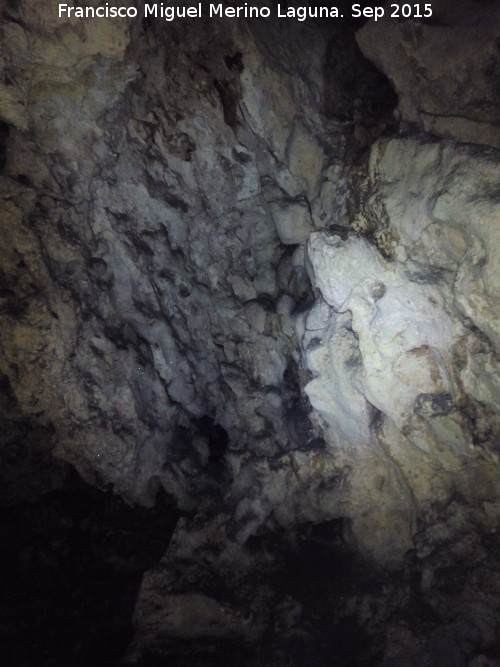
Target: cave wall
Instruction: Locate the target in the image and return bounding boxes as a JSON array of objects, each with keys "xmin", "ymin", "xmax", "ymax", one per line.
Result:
[{"xmin": 1, "ymin": 0, "xmax": 499, "ymax": 661}]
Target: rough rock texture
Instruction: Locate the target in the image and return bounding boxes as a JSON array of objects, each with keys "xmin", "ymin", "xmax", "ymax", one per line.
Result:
[
  {"xmin": 303, "ymin": 136, "xmax": 500, "ymax": 564},
  {"xmin": 1, "ymin": 0, "xmax": 499, "ymax": 664},
  {"xmin": 357, "ymin": 0, "xmax": 500, "ymax": 149}
]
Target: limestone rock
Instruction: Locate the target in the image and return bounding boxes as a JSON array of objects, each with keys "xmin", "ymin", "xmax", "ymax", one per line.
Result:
[
  {"xmin": 301, "ymin": 134, "xmax": 500, "ymax": 560},
  {"xmin": 0, "ymin": 0, "xmax": 499, "ymax": 661},
  {"xmin": 357, "ymin": 0, "xmax": 500, "ymax": 148}
]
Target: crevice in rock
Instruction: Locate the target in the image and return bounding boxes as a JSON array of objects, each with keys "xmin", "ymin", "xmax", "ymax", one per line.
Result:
[
  {"xmin": 213, "ymin": 78, "xmax": 240, "ymax": 129},
  {"xmin": 322, "ymin": 26, "xmax": 398, "ymax": 154},
  {"xmin": 224, "ymin": 51, "xmax": 244, "ymax": 73},
  {"xmin": 0, "ymin": 121, "xmax": 9, "ymax": 173}
]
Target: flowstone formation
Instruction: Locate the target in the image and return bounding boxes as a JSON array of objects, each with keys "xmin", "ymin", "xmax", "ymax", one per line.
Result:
[{"xmin": 0, "ymin": 0, "xmax": 499, "ymax": 664}]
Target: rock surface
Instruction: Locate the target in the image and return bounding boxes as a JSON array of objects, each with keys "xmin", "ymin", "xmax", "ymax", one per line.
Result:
[
  {"xmin": 0, "ymin": 0, "xmax": 499, "ymax": 664},
  {"xmin": 302, "ymin": 135, "xmax": 500, "ymax": 564},
  {"xmin": 357, "ymin": 0, "xmax": 500, "ymax": 148}
]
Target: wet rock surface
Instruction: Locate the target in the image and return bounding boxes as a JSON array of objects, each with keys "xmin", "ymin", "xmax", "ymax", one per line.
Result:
[{"xmin": 0, "ymin": 0, "xmax": 499, "ymax": 664}]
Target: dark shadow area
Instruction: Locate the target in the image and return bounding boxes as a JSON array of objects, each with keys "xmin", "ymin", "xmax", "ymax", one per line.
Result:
[
  {"xmin": 0, "ymin": 121, "xmax": 9, "ymax": 173},
  {"xmin": 322, "ymin": 25, "xmax": 398, "ymax": 153},
  {"xmin": 269, "ymin": 519, "xmax": 382, "ymax": 666},
  {"xmin": 193, "ymin": 416, "xmax": 229, "ymax": 464},
  {"xmin": 0, "ymin": 468, "xmax": 180, "ymax": 667},
  {"xmin": 1, "ymin": 439, "xmax": 499, "ymax": 666}
]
